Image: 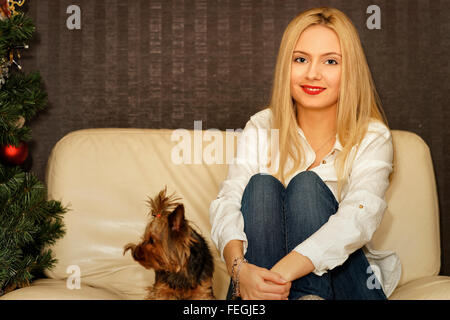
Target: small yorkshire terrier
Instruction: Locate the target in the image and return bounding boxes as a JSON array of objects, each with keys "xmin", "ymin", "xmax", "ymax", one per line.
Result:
[{"xmin": 123, "ymin": 187, "xmax": 215, "ymax": 300}]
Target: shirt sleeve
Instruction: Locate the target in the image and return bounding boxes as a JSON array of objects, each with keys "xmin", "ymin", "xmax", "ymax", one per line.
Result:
[
  {"xmin": 209, "ymin": 119, "xmax": 260, "ymax": 261},
  {"xmin": 293, "ymin": 122, "xmax": 394, "ymax": 276}
]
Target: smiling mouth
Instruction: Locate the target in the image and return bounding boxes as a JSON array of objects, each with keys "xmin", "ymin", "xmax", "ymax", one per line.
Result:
[{"xmin": 301, "ymin": 86, "xmax": 326, "ymax": 95}]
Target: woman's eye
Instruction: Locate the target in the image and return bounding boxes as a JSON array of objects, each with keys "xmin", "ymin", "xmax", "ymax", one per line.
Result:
[{"xmin": 294, "ymin": 57, "xmax": 338, "ymax": 65}]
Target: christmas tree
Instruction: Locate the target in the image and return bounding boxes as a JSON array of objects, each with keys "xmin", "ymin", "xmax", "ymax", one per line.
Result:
[{"xmin": 0, "ymin": 0, "xmax": 66, "ymax": 296}]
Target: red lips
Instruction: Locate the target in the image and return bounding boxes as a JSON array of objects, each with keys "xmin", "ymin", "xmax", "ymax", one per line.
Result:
[{"xmin": 301, "ymin": 85, "xmax": 326, "ymax": 95}]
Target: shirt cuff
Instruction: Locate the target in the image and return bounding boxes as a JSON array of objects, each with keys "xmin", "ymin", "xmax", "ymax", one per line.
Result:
[
  {"xmin": 293, "ymin": 239, "xmax": 328, "ymax": 276},
  {"xmin": 218, "ymin": 230, "xmax": 248, "ymax": 262}
]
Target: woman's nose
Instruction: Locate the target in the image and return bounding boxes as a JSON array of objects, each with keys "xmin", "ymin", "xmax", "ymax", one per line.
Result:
[{"xmin": 306, "ymin": 61, "xmax": 321, "ymax": 80}]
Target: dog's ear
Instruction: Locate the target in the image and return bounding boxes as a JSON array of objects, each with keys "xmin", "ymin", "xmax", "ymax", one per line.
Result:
[{"xmin": 168, "ymin": 204, "xmax": 185, "ymax": 232}]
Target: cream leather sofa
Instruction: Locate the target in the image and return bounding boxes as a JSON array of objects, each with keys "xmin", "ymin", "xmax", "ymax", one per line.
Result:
[{"xmin": 1, "ymin": 128, "xmax": 449, "ymax": 300}]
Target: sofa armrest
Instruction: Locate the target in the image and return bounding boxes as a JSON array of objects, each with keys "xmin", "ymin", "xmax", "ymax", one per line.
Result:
[{"xmin": 389, "ymin": 276, "xmax": 450, "ymax": 300}]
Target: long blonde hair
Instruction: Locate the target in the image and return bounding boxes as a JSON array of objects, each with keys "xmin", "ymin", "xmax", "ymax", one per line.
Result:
[{"xmin": 267, "ymin": 7, "xmax": 390, "ymax": 202}]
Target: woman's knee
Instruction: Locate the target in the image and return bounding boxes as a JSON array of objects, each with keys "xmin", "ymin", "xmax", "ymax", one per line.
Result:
[
  {"xmin": 246, "ymin": 173, "xmax": 283, "ymax": 190},
  {"xmin": 286, "ymin": 171, "xmax": 338, "ymax": 209},
  {"xmin": 286, "ymin": 170, "xmax": 322, "ymax": 192},
  {"xmin": 283, "ymin": 171, "xmax": 339, "ymax": 241},
  {"xmin": 241, "ymin": 173, "xmax": 284, "ymax": 223},
  {"xmin": 243, "ymin": 173, "xmax": 284, "ymax": 201}
]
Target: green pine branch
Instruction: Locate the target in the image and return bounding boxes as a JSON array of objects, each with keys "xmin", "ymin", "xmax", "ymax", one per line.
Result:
[
  {"xmin": 0, "ymin": 13, "xmax": 35, "ymax": 59},
  {"xmin": 0, "ymin": 71, "xmax": 47, "ymax": 146},
  {"xmin": 0, "ymin": 163, "xmax": 67, "ymax": 295}
]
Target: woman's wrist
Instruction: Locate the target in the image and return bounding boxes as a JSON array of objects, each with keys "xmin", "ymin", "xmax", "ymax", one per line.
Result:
[
  {"xmin": 271, "ymin": 251, "xmax": 315, "ymax": 282},
  {"xmin": 223, "ymin": 240, "xmax": 245, "ymax": 276}
]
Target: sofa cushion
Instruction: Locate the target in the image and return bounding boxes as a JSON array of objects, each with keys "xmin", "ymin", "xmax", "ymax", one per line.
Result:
[
  {"xmin": 389, "ymin": 276, "xmax": 450, "ymax": 300},
  {"xmin": 0, "ymin": 279, "xmax": 123, "ymax": 300}
]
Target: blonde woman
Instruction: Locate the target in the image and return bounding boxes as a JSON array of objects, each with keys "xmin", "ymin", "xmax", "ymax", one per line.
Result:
[{"xmin": 210, "ymin": 7, "xmax": 401, "ymax": 300}]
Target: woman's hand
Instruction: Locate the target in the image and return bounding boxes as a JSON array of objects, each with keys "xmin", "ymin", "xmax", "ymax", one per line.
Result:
[{"xmin": 238, "ymin": 262, "xmax": 291, "ymax": 300}]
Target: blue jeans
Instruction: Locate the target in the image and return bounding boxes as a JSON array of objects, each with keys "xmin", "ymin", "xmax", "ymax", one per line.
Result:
[{"xmin": 226, "ymin": 171, "xmax": 387, "ymax": 300}]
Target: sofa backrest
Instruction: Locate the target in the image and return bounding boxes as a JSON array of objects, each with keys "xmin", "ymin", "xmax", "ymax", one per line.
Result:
[
  {"xmin": 371, "ymin": 130, "xmax": 440, "ymax": 284},
  {"xmin": 45, "ymin": 128, "xmax": 440, "ymax": 298}
]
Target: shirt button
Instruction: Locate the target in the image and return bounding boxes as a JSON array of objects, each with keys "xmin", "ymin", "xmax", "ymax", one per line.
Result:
[
  {"xmin": 359, "ymin": 204, "xmax": 364, "ymax": 209},
  {"xmin": 331, "ymin": 150, "xmax": 335, "ymax": 155},
  {"xmin": 322, "ymin": 160, "xmax": 326, "ymax": 164}
]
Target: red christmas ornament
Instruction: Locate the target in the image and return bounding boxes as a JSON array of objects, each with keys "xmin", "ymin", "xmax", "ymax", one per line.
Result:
[{"xmin": 1, "ymin": 141, "xmax": 28, "ymax": 165}]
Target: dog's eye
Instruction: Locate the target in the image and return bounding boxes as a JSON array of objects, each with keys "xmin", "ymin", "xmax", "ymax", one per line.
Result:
[{"xmin": 143, "ymin": 237, "xmax": 154, "ymax": 247}]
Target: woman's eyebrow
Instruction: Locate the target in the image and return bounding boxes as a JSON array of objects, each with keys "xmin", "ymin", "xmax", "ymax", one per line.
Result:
[{"xmin": 293, "ymin": 50, "xmax": 342, "ymax": 57}]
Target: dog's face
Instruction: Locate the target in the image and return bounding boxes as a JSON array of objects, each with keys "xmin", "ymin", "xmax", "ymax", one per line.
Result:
[
  {"xmin": 124, "ymin": 203, "xmax": 194, "ymax": 274},
  {"xmin": 123, "ymin": 188, "xmax": 216, "ymax": 299}
]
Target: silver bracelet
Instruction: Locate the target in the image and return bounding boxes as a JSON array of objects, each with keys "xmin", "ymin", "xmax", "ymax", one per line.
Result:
[{"xmin": 231, "ymin": 257, "xmax": 247, "ymax": 299}]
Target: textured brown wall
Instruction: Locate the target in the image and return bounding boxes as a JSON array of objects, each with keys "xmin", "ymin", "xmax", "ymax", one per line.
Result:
[{"xmin": 20, "ymin": 0, "xmax": 450, "ymax": 275}]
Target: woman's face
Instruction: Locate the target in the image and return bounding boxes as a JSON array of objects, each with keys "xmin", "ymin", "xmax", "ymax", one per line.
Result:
[{"xmin": 290, "ymin": 24, "xmax": 342, "ymax": 112}]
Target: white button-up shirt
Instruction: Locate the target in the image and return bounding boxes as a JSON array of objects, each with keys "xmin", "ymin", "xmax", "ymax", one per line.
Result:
[{"xmin": 209, "ymin": 108, "xmax": 402, "ymax": 298}]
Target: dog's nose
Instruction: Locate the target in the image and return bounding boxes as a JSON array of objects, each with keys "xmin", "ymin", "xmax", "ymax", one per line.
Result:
[{"xmin": 133, "ymin": 245, "xmax": 144, "ymax": 261}]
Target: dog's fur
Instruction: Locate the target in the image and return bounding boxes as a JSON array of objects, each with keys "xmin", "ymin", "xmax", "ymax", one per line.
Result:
[{"xmin": 123, "ymin": 187, "xmax": 215, "ymax": 299}]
